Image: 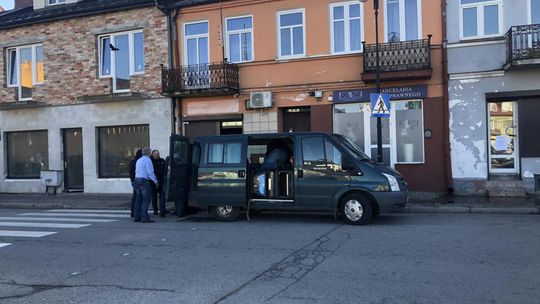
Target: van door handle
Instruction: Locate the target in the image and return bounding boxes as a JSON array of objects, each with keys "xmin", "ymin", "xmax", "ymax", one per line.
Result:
[
  {"xmin": 297, "ymin": 169, "xmax": 303, "ymax": 178},
  {"xmin": 238, "ymin": 170, "xmax": 246, "ymax": 178}
]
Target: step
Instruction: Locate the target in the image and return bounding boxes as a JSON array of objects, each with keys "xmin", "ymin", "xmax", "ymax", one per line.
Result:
[{"xmin": 487, "ymin": 188, "xmax": 527, "ymax": 197}]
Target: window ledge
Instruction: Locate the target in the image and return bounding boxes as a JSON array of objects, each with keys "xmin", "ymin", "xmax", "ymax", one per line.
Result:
[
  {"xmin": 77, "ymin": 92, "xmax": 150, "ymax": 103},
  {"xmin": 0, "ymin": 101, "xmax": 47, "ymax": 111},
  {"xmin": 96, "ymin": 178, "xmax": 130, "ymax": 182},
  {"xmin": 4, "ymin": 179, "xmax": 41, "ymax": 182}
]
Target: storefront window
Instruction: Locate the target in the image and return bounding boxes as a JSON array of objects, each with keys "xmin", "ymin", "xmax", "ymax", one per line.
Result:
[
  {"xmin": 333, "ymin": 100, "xmax": 424, "ymax": 165},
  {"xmin": 6, "ymin": 130, "xmax": 49, "ymax": 179},
  {"xmin": 395, "ymin": 100, "xmax": 424, "ymax": 163},
  {"xmin": 97, "ymin": 125, "xmax": 149, "ymax": 178}
]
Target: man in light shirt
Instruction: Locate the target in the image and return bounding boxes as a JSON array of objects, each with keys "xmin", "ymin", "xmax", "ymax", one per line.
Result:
[{"xmin": 134, "ymin": 147, "xmax": 159, "ymax": 223}]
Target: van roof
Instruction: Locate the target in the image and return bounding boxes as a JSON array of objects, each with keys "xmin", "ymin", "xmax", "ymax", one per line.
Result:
[{"xmin": 194, "ymin": 131, "xmax": 331, "ymax": 141}]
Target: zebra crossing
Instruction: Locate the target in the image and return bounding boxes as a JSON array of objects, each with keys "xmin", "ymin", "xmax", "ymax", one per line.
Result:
[{"xmin": 0, "ymin": 209, "xmax": 130, "ymax": 249}]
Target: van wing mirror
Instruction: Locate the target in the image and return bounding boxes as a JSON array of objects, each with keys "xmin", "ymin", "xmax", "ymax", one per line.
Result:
[{"xmin": 342, "ymin": 157, "xmax": 362, "ymax": 175}]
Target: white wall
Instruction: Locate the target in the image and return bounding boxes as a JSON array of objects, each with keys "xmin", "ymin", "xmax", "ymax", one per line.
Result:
[{"xmin": 0, "ymin": 98, "xmax": 172, "ymax": 193}]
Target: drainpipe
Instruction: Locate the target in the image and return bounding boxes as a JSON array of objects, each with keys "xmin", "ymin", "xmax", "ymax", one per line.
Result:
[
  {"xmin": 156, "ymin": 1, "xmax": 180, "ymax": 135},
  {"xmin": 441, "ymin": 0, "xmax": 453, "ymax": 193}
]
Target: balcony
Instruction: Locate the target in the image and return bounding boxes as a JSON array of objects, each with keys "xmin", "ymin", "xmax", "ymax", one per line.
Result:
[
  {"xmin": 361, "ymin": 35, "xmax": 432, "ymax": 82},
  {"xmin": 504, "ymin": 24, "xmax": 540, "ymax": 70},
  {"xmin": 161, "ymin": 61, "xmax": 239, "ymax": 97}
]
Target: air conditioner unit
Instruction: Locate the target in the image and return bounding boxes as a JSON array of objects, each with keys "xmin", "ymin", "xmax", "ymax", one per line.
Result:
[{"xmin": 249, "ymin": 91, "xmax": 273, "ymax": 109}]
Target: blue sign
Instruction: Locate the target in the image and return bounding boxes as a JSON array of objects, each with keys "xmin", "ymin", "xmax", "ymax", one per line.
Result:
[
  {"xmin": 370, "ymin": 93, "xmax": 391, "ymax": 117},
  {"xmin": 333, "ymin": 85, "xmax": 427, "ymax": 103}
]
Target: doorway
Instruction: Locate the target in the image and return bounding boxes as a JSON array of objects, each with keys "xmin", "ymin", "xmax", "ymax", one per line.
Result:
[
  {"xmin": 62, "ymin": 128, "xmax": 84, "ymax": 191},
  {"xmin": 282, "ymin": 107, "xmax": 311, "ymax": 132},
  {"xmin": 488, "ymin": 101, "xmax": 519, "ymax": 174}
]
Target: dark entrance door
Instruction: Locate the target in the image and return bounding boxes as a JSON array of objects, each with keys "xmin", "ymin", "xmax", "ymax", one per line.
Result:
[
  {"xmin": 63, "ymin": 128, "xmax": 84, "ymax": 191},
  {"xmin": 283, "ymin": 107, "xmax": 311, "ymax": 132}
]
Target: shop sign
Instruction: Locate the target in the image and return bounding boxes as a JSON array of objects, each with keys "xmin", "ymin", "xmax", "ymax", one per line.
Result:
[{"xmin": 333, "ymin": 85, "xmax": 427, "ymax": 103}]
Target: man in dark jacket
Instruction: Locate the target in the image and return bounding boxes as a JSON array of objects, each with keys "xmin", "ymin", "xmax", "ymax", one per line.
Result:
[
  {"xmin": 151, "ymin": 150, "xmax": 167, "ymax": 216},
  {"xmin": 129, "ymin": 149, "xmax": 143, "ymax": 217}
]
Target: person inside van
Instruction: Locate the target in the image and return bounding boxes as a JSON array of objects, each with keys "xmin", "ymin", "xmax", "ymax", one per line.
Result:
[{"xmin": 260, "ymin": 140, "xmax": 293, "ymax": 171}]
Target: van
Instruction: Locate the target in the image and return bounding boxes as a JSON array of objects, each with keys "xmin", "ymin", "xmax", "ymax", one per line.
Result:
[{"xmin": 167, "ymin": 132, "xmax": 407, "ymax": 225}]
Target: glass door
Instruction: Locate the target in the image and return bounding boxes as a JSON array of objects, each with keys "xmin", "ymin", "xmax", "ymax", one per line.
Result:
[
  {"xmin": 488, "ymin": 102, "xmax": 519, "ymax": 174},
  {"xmin": 63, "ymin": 128, "xmax": 84, "ymax": 191}
]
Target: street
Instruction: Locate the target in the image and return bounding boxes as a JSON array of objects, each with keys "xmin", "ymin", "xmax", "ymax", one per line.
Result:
[{"xmin": 0, "ymin": 209, "xmax": 539, "ymax": 304}]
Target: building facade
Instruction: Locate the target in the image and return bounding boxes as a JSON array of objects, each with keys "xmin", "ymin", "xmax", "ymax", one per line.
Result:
[
  {"xmin": 0, "ymin": 0, "xmax": 171, "ymax": 193},
  {"xmin": 162, "ymin": 0, "xmax": 450, "ymax": 193},
  {"xmin": 447, "ymin": 0, "xmax": 540, "ymax": 195}
]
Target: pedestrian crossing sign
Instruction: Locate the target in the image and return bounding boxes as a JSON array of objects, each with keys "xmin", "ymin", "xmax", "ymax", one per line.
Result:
[{"xmin": 370, "ymin": 93, "xmax": 391, "ymax": 117}]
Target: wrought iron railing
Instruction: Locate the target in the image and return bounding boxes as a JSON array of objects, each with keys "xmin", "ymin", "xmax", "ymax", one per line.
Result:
[
  {"xmin": 505, "ymin": 24, "xmax": 540, "ymax": 65},
  {"xmin": 161, "ymin": 61, "xmax": 239, "ymax": 96},
  {"xmin": 362, "ymin": 35, "xmax": 432, "ymax": 73}
]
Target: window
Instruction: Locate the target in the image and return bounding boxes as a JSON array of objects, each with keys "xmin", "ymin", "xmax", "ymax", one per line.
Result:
[
  {"xmin": 98, "ymin": 30, "xmax": 144, "ymax": 93},
  {"xmin": 331, "ymin": 2, "xmax": 363, "ymax": 53},
  {"xmin": 460, "ymin": 0, "xmax": 502, "ymax": 39},
  {"xmin": 531, "ymin": 0, "xmax": 540, "ymax": 24},
  {"xmin": 97, "ymin": 125, "xmax": 149, "ymax": 178},
  {"xmin": 301, "ymin": 137, "xmax": 344, "ymax": 173},
  {"xmin": 6, "ymin": 130, "xmax": 48, "ymax": 179},
  {"xmin": 48, "ymin": 0, "xmax": 65, "ymax": 4},
  {"xmin": 205, "ymin": 142, "xmax": 242, "ymax": 164},
  {"xmin": 333, "ymin": 100, "xmax": 424, "ymax": 166},
  {"xmin": 278, "ymin": 9, "xmax": 305, "ymax": 58},
  {"xmin": 226, "ymin": 16, "xmax": 253, "ymax": 63},
  {"xmin": 6, "ymin": 44, "xmax": 44, "ymax": 101},
  {"xmin": 184, "ymin": 21, "xmax": 209, "ymax": 66},
  {"xmin": 384, "ymin": 0, "xmax": 421, "ymax": 42}
]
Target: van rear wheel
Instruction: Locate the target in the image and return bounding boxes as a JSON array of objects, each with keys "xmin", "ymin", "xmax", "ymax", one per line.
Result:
[
  {"xmin": 213, "ymin": 205, "xmax": 240, "ymax": 222},
  {"xmin": 341, "ymin": 193, "xmax": 373, "ymax": 225}
]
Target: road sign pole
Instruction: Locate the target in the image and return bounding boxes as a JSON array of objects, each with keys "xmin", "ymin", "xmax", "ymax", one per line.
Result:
[{"xmin": 374, "ymin": 0, "xmax": 383, "ymax": 164}]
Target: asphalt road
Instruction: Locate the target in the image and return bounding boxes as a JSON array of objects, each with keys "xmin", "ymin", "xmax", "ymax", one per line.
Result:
[{"xmin": 0, "ymin": 209, "xmax": 539, "ymax": 304}]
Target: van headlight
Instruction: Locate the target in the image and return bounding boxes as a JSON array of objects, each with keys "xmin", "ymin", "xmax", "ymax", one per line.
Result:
[{"xmin": 382, "ymin": 173, "xmax": 400, "ymax": 192}]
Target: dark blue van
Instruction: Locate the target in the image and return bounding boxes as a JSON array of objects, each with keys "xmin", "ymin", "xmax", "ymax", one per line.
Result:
[{"xmin": 167, "ymin": 132, "xmax": 407, "ymax": 225}]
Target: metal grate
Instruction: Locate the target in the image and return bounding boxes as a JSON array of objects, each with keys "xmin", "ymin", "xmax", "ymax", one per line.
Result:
[
  {"xmin": 505, "ymin": 23, "xmax": 540, "ymax": 65},
  {"xmin": 362, "ymin": 35, "xmax": 432, "ymax": 73}
]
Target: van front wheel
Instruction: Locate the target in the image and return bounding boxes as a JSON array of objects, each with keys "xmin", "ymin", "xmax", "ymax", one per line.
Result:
[
  {"xmin": 213, "ymin": 205, "xmax": 240, "ymax": 222},
  {"xmin": 341, "ymin": 194, "xmax": 373, "ymax": 225}
]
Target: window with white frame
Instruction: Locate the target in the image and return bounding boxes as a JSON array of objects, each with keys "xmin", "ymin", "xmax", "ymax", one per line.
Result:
[
  {"xmin": 531, "ymin": 0, "xmax": 540, "ymax": 24},
  {"xmin": 278, "ymin": 9, "xmax": 305, "ymax": 58},
  {"xmin": 98, "ymin": 30, "xmax": 144, "ymax": 93},
  {"xmin": 184, "ymin": 21, "xmax": 209, "ymax": 66},
  {"xmin": 226, "ymin": 16, "xmax": 253, "ymax": 63},
  {"xmin": 385, "ymin": 0, "xmax": 421, "ymax": 42},
  {"xmin": 331, "ymin": 2, "xmax": 363, "ymax": 53},
  {"xmin": 48, "ymin": 0, "xmax": 66, "ymax": 5},
  {"xmin": 6, "ymin": 44, "xmax": 44, "ymax": 101},
  {"xmin": 333, "ymin": 100, "xmax": 424, "ymax": 166},
  {"xmin": 460, "ymin": 0, "xmax": 502, "ymax": 39}
]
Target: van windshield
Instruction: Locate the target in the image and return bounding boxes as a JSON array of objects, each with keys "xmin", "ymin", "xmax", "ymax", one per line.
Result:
[{"xmin": 331, "ymin": 134, "xmax": 370, "ymax": 161}]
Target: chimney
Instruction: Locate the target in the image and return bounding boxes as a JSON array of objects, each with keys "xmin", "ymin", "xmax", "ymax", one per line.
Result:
[{"xmin": 15, "ymin": 0, "xmax": 33, "ymax": 9}]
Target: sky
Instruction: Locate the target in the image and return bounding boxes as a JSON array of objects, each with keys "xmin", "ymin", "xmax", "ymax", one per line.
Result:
[{"xmin": 0, "ymin": 0, "xmax": 14, "ymax": 10}]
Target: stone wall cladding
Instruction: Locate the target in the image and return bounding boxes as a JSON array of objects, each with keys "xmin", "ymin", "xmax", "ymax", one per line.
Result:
[{"xmin": 0, "ymin": 6, "xmax": 168, "ymax": 104}]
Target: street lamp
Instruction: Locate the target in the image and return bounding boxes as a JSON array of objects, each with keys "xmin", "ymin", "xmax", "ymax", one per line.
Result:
[{"xmin": 359, "ymin": 0, "xmax": 383, "ymax": 164}]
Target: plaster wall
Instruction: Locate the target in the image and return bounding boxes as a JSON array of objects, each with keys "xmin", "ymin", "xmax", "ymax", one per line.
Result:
[
  {"xmin": 0, "ymin": 98, "xmax": 171, "ymax": 193},
  {"xmin": 449, "ymin": 70, "xmax": 540, "ymax": 180}
]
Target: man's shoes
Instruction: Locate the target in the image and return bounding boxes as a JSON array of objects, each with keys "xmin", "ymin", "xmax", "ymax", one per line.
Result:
[
  {"xmin": 164, "ymin": 210, "xmax": 171, "ymax": 214},
  {"xmin": 159, "ymin": 213, "xmax": 165, "ymax": 218},
  {"xmin": 141, "ymin": 219, "xmax": 155, "ymax": 223},
  {"xmin": 153, "ymin": 211, "xmax": 158, "ymax": 215},
  {"xmin": 134, "ymin": 219, "xmax": 141, "ymax": 222}
]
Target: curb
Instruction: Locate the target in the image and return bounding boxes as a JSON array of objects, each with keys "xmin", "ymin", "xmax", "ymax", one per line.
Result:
[{"xmin": 405, "ymin": 205, "xmax": 540, "ymax": 214}]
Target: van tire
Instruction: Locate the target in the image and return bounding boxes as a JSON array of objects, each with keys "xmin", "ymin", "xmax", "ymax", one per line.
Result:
[
  {"xmin": 340, "ymin": 193, "xmax": 373, "ymax": 225},
  {"xmin": 213, "ymin": 205, "xmax": 240, "ymax": 222}
]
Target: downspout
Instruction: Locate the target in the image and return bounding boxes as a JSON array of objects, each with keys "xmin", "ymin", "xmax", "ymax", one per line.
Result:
[
  {"xmin": 156, "ymin": 1, "xmax": 180, "ymax": 135},
  {"xmin": 441, "ymin": 0, "xmax": 453, "ymax": 193}
]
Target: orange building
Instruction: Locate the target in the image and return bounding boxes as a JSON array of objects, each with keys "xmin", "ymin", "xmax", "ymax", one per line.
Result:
[{"xmin": 162, "ymin": 0, "xmax": 450, "ymax": 193}]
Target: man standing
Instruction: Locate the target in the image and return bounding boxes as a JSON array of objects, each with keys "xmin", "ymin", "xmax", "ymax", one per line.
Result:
[
  {"xmin": 128, "ymin": 149, "xmax": 143, "ymax": 217},
  {"xmin": 134, "ymin": 147, "xmax": 158, "ymax": 223},
  {"xmin": 151, "ymin": 150, "xmax": 167, "ymax": 217}
]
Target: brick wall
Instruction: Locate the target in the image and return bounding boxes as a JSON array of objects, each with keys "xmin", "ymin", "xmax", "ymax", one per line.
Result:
[{"xmin": 0, "ymin": 6, "xmax": 168, "ymax": 104}]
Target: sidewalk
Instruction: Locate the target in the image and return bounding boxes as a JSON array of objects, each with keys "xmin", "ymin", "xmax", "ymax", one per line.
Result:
[{"xmin": 0, "ymin": 192, "xmax": 539, "ymax": 214}]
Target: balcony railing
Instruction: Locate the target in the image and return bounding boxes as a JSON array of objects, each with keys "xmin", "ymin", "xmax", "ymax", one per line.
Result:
[
  {"xmin": 161, "ymin": 61, "xmax": 239, "ymax": 97},
  {"xmin": 505, "ymin": 24, "xmax": 540, "ymax": 67},
  {"xmin": 362, "ymin": 35, "xmax": 432, "ymax": 74}
]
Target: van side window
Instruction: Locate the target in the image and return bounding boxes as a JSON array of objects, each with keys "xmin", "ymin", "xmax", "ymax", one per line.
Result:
[
  {"xmin": 324, "ymin": 139, "xmax": 343, "ymax": 172},
  {"xmin": 173, "ymin": 141, "xmax": 188, "ymax": 165},
  {"xmin": 302, "ymin": 137, "xmax": 326, "ymax": 170},
  {"xmin": 205, "ymin": 142, "xmax": 242, "ymax": 164}
]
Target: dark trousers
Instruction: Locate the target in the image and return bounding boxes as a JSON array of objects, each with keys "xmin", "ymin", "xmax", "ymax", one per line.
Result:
[
  {"xmin": 130, "ymin": 181, "xmax": 137, "ymax": 217},
  {"xmin": 134, "ymin": 178, "xmax": 152, "ymax": 221}
]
